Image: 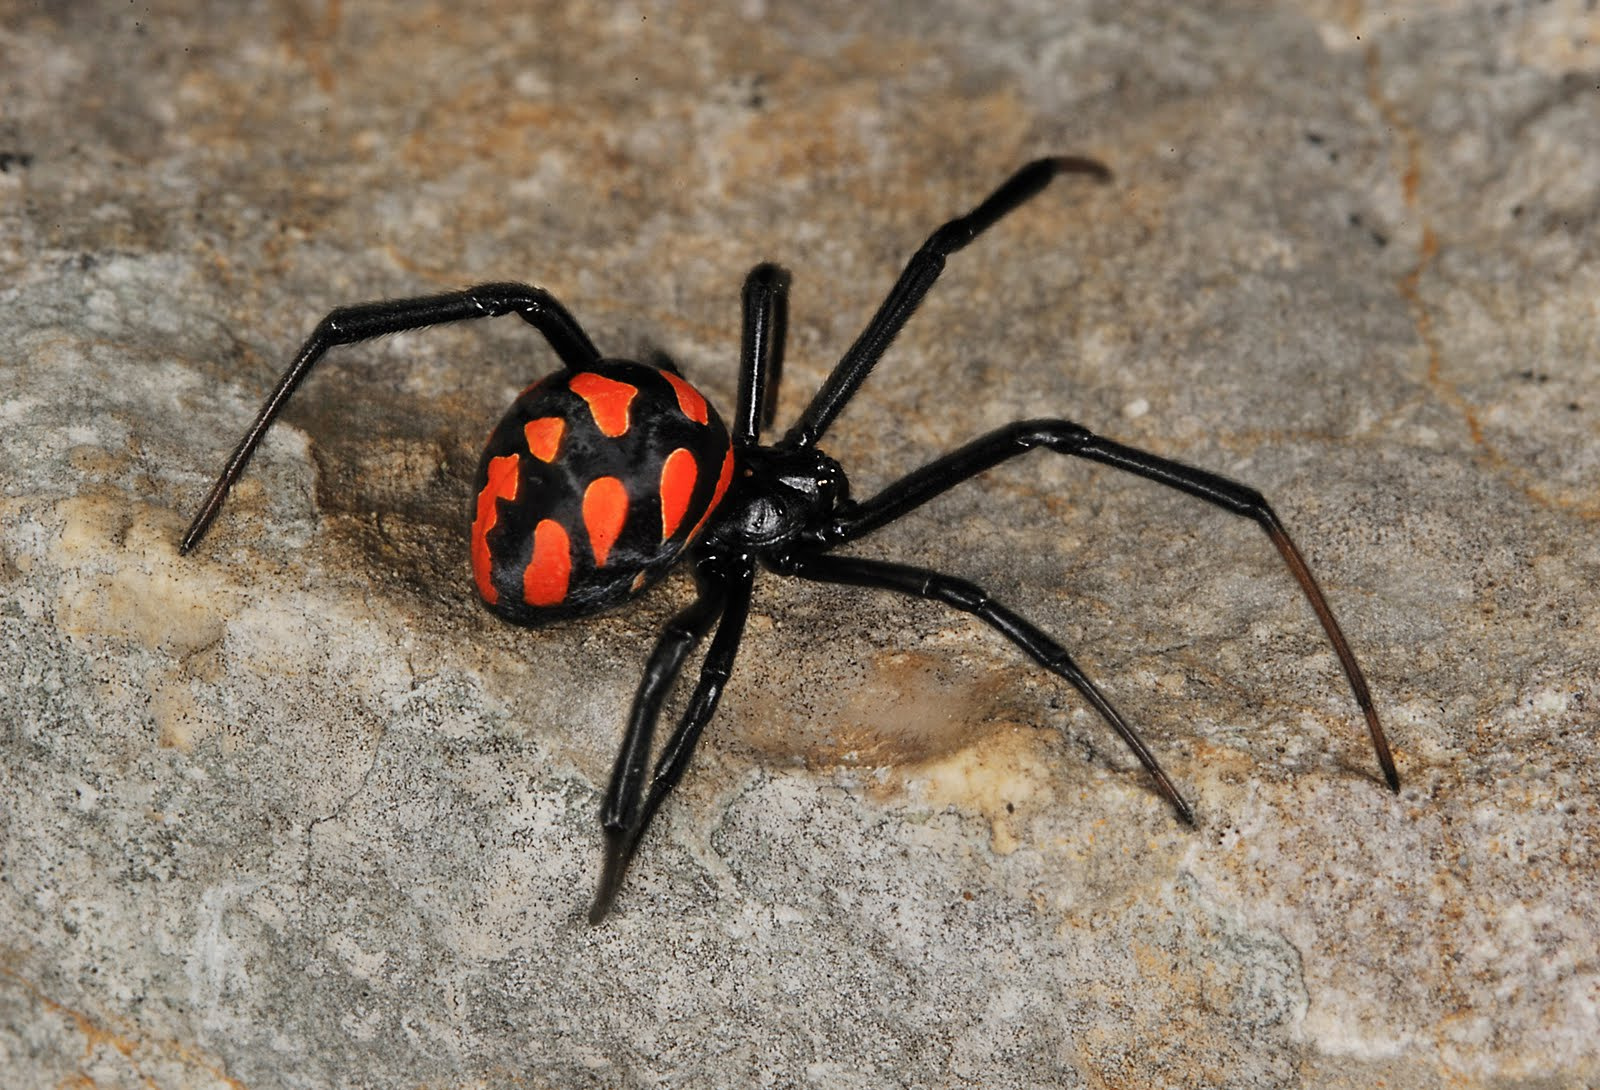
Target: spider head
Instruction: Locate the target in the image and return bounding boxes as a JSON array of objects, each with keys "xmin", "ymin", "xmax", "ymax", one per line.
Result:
[{"xmin": 707, "ymin": 445, "xmax": 847, "ymax": 550}]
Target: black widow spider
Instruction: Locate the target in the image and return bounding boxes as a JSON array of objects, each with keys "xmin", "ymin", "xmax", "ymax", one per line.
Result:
[{"xmin": 181, "ymin": 157, "xmax": 1398, "ymax": 922}]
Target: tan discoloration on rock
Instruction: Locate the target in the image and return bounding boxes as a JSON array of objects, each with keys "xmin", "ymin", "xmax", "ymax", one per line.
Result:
[{"xmin": 4, "ymin": 1, "xmax": 1598, "ymax": 1086}]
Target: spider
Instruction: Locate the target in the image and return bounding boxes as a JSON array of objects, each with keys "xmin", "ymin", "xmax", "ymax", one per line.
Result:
[{"xmin": 181, "ymin": 157, "xmax": 1398, "ymax": 922}]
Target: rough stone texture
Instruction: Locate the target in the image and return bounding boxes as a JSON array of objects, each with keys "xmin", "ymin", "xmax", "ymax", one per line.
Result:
[{"xmin": 2, "ymin": 2, "xmax": 1597, "ymax": 1088}]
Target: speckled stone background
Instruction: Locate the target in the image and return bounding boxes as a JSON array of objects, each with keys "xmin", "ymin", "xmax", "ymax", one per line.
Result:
[{"xmin": 2, "ymin": 2, "xmax": 1597, "ymax": 1088}]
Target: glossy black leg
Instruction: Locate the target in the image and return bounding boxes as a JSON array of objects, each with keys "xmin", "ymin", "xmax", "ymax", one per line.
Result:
[
  {"xmin": 811, "ymin": 419, "xmax": 1398, "ymax": 792},
  {"xmin": 591, "ymin": 551, "xmax": 757, "ymax": 922},
  {"xmin": 736, "ymin": 263, "xmax": 790, "ymax": 443},
  {"xmin": 782, "ymin": 157, "xmax": 1111, "ymax": 450},
  {"xmin": 774, "ymin": 550, "xmax": 1195, "ymax": 825},
  {"xmin": 180, "ymin": 283, "xmax": 602, "ymax": 554},
  {"xmin": 598, "ymin": 556, "xmax": 730, "ymax": 839}
]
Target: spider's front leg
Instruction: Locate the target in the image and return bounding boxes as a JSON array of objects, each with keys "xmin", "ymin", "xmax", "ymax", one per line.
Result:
[
  {"xmin": 737, "ymin": 263, "xmax": 790, "ymax": 441},
  {"xmin": 591, "ymin": 550, "xmax": 756, "ymax": 923},
  {"xmin": 782, "ymin": 156, "xmax": 1111, "ymax": 451},
  {"xmin": 808, "ymin": 419, "xmax": 1397, "ymax": 791},
  {"xmin": 772, "ymin": 550, "xmax": 1196, "ymax": 824}
]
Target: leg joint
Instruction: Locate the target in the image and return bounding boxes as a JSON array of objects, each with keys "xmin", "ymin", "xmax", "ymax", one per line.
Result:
[
  {"xmin": 1007, "ymin": 419, "xmax": 1094, "ymax": 453},
  {"xmin": 930, "ymin": 573, "xmax": 989, "ymax": 613}
]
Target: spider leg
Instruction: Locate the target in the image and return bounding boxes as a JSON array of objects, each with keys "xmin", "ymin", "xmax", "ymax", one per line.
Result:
[
  {"xmin": 598, "ymin": 555, "xmax": 730, "ymax": 844},
  {"xmin": 775, "ymin": 550, "xmax": 1194, "ymax": 824},
  {"xmin": 811, "ymin": 419, "xmax": 1398, "ymax": 792},
  {"xmin": 736, "ymin": 263, "xmax": 791, "ymax": 442},
  {"xmin": 782, "ymin": 156, "xmax": 1111, "ymax": 450},
  {"xmin": 591, "ymin": 551, "xmax": 757, "ymax": 922},
  {"xmin": 180, "ymin": 283, "xmax": 602, "ymax": 554}
]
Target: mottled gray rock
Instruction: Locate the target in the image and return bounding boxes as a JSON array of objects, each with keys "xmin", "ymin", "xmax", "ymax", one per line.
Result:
[{"xmin": 2, "ymin": 2, "xmax": 1596, "ymax": 1088}]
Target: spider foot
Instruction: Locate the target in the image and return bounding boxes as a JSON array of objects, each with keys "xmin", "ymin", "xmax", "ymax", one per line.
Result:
[{"xmin": 588, "ymin": 826, "xmax": 639, "ymax": 924}]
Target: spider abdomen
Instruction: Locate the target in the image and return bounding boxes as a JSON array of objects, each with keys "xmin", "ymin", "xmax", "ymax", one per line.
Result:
[{"xmin": 470, "ymin": 359, "xmax": 735, "ymax": 625}]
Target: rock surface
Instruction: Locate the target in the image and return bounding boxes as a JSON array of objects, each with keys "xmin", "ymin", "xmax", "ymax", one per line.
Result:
[{"xmin": 2, "ymin": 2, "xmax": 1597, "ymax": 1087}]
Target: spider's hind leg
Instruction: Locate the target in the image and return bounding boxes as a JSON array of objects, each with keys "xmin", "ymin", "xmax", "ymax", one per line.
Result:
[
  {"xmin": 590, "ymin": 551, "xmax": 756, "ymax": 923},
  {"xmin": 180, "ymin": 283, "xmax": 602, "ymax": 554}
]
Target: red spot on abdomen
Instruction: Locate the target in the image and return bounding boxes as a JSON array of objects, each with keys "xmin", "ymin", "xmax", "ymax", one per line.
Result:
[
  {"xmin": 710, "ymin": 446, "xmax": 735, "ymax": 509},
  {"xmin": 583, "ymin": 476, "xmax": 628, "ymax": 566},
  {"xmin": 658, "ymin": 448, "xmax": 698, "ymax": 540},
  {"xmin": 661, "ymin": 371, "xmax": 709, "ymax": 425},
  {"xmin": 524, "ymin": 417, "xmax": 564, "ymax": 462},
  {"xmin": 524, "ymin": 519, "xmax": 572, "ymax": 606},
  {"xmin": 689, "ymin": 446, "xmax": 736, "ymax": 541},
  {"xmin": 569, "ymin": 373, "xmax": 637, "ymax": 437},
  {"xmin": 472, "ymin": 454, "xmax": 520, "ymax": 604}
]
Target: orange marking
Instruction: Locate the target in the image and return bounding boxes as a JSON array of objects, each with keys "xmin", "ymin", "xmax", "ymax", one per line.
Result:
[
  {"xmin": 709, "ymin": 446, "xmax": 735, "ymax": 509},
  {"xmin": 583, "ymin": 476, "xmax": 629, "ymax": 567},
  {"xmin": 569, "ymin": 372, "xmax": 637, "ymax": 437},
  {"xmin": 658, "ymin": 448, "xmax": 698, "ymax": 540},
  {"xmin": 524, "ymin": 417, "xmax": 564, "ymax": 462},
  {"xmin": 523, "ymin": 519, "xmax": 572, "ymax": 606},
  {"xmin": 471, "ymin": 454, "xmax": 520, "ymax": 604},
  {"xmin": 661, "ymin": 371, "xmax": 709, "ymax": 425},
  {"xmin": 689, "ymin": 446, "xmax": 736, "ymax": 541}
]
